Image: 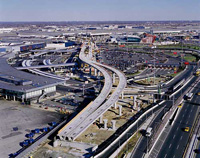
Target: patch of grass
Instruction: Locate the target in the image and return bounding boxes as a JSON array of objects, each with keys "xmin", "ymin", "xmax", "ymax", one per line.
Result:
[
  {"xmin": 117, "ymin": 132, "xmax": 142, "ymax": 158},
  {"xmin": 183, "ymin": 55, "xmax": 196, "ymax": 62},
  {"xmin": 164, "ymin": 52, "xmax": 178, "ymax": 57},
  {"xmin": 126, "ymin": 71, "xmax": 140, "ymax": 77},
  {"xmin": 157, "ymin": 44, "xmax": 200, "ymax": 50},
  {"xmin": 169, "ymin": 72, "xmax": 179, "ymax": 78}
]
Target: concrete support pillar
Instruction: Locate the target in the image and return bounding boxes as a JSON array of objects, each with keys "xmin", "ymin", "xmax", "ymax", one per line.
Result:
[
  {"xmin": 5, "ymin": 95, "xmax": 8, "ymax": 100},
  {"xmin": 53, "ymin": 138, "xmax": 58, "ymax": 147},
  {"xmin": 118, "ymin": 105, "xmax": 122, "ymax": 116},
  {"xmin": 137, "ymin": 103, "xmax": 140, "ymax": 112},
  {"xmin": 13, "ymin": 96, "xmax": 16, "ymax": 101},
  {"xmin": 103, "ymin": 119, "xmax": 108, "ymax": 129},
  {"xmin": 114, "ymin": 102, "xmax": 118, "ymax": 109},
  {"xmin": 98, "ymin": 71, "xmax": 101, "ymax": 77},
  {"xmin": 94, "ymin": 69, "xmax": 97, "ymax": 76},
  {"xmin": 113, "ymin": 73, "xmax": 116, "ymax": 84},
  {"xmin": 111, "ymin": 120, "xmax": 116, "ymax": 130},
  {"xmin": 133, "ymin": 95, "xmax": 137, "ymax": 109},
  {"xmin": 121, "ymin": 91, "xmax": 124, "ymax": 99},
  {"xmin": 99, "ymin": 115, "xmax": 103, "ymax": 124}
]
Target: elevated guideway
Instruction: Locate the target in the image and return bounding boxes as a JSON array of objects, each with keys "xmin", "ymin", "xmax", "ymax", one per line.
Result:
[
  {"xmin": 60, "ymin": 43, "xmax": 127, "ymax": 141},
  {"xmin": 57, "ymin": 44, "xmax": 113, "ymax": 140},
  {"xmin": 17, "ymin": 62, "xmax": 75, "ymax": 70},
  {"xmin": 22, "ymin": 60, "xmax": 69, "ymax": 81}
]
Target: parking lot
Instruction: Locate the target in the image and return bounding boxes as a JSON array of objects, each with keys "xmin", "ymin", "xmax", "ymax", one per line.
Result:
[
  {"xmin": 100, "ymin": 50, "xmax": 167, "ymax": 73},
  {"xmin": 0, "ymin": 100, "xmax": 63, "ymax": 158}
]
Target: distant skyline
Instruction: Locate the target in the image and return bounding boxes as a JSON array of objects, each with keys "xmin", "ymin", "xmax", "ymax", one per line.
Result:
[{"xmin": 0, "ymin": 0, "xmax": 199, "ymax": 22}]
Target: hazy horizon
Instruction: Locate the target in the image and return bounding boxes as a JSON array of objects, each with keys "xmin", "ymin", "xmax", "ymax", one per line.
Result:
[{"xmin": 0, "ymin": 0, "xmax": 199, "ymax": 22}]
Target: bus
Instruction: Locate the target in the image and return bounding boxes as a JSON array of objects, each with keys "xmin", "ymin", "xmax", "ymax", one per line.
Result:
[{"xmin": 185, "ymin": 92, "xmax": 193, "ymax": 101}]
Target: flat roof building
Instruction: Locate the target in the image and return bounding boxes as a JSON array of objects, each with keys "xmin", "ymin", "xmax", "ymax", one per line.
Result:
[{"xmin": 0, "ymin": 57, "xmax": 64, "ymax": 103}]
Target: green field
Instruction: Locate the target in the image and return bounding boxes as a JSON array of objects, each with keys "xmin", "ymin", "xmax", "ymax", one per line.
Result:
[
  {"xmin": 157, "ymin": 44, "xmax": 200, "ymax": 50},
  {"xmin": 183, "ymin": 54, "xmax": 196, "ymax": 62}
]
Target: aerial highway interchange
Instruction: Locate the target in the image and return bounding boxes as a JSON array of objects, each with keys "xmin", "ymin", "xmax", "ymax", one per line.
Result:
[{"xmin": 0, "ymin": 22, "xmax": 200, "ymax": 158}]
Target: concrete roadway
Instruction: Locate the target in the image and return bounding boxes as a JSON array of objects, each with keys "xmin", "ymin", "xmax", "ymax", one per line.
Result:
[
  {"xmin": 65, "ymin": 43, "xmax": 127, "ymax": 141},
  {"xmin": 156, "ymin": 82, "xmax": 200, "ymax": 158},
  {"xmin": 57, "ymin": 44, "xmax": 113, "ymax": 139},
  {"xmin": 16, "ymin": 62, "xmax": 75, "ymax": 70},
  {"xmin": 130, "ymin": 75, "xmax": 198, "ymax": 158}
]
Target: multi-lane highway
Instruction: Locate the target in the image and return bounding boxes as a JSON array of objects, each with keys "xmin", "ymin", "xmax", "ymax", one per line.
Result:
[
  {"xmin": 131, "ymin": 74, "xmax": 198, "ymax": 158},
  {"xmin": 156, "ymin": 81, "xmax": 200, "ymax": 158}
]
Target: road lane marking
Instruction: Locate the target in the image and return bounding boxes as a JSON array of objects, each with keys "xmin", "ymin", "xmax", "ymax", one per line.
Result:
[
  {"xmin": 180, "ymin": 135, "xmax": 183, "ymax": 140},
  {"xmin": 173, "ymin": 135, "xmax": 176, "ymax": 139},
  {"xmin": 164, "ymin": 154, "xmax": 168, "ymax": 158},
  {"xmin": 177, "ymin": 145, "xmax": 179, "ymax": 149},
  {"xmin": 186, "ymin": 120, "xmax": 188, "ymax": 124},
  {"xmin": 169, "ymin": 144, "xmax": 172, "ymax": 148}
]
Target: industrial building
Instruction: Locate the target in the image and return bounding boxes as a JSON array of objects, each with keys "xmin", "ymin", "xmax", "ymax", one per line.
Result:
[
  {"xmin": 107, "ymin": 35, "xmax": 141, "ymax": 43},
  {"xmin": 0, "ymin": 57, "xmax": 64, "ymax": 104}
]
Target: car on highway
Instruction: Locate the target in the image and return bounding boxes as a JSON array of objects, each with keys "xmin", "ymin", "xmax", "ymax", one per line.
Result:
[
  {"xmin": 178, "ymin": 103, "xmax": 183, "ymax": 108},
  {"xmin": 197, "ymin": 92, "xmax": 200, "ymax": 95},
  {"xmin": 184, "ymin": 127, "xmax": 190, "ymax": 132}
]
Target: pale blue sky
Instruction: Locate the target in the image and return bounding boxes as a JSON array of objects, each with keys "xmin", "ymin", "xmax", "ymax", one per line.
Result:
[{"xmin": 0, "ymin": 0, "xmax": 199, "ymax": 21}]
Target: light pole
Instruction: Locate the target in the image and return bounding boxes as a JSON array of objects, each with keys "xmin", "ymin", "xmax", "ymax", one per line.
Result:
[{"xmin": 151, "ymin": 46, "xmax": 156, "ymax": 85}]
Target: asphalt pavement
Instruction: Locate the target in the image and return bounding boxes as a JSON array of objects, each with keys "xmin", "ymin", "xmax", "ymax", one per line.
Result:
[
  {"xmin": 131, "ymin": 75, "xmax": 198, "ymax": 158},
  {"xmin": 156, "ymin": 82, "xmax": 200, "ymax": 158}
]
